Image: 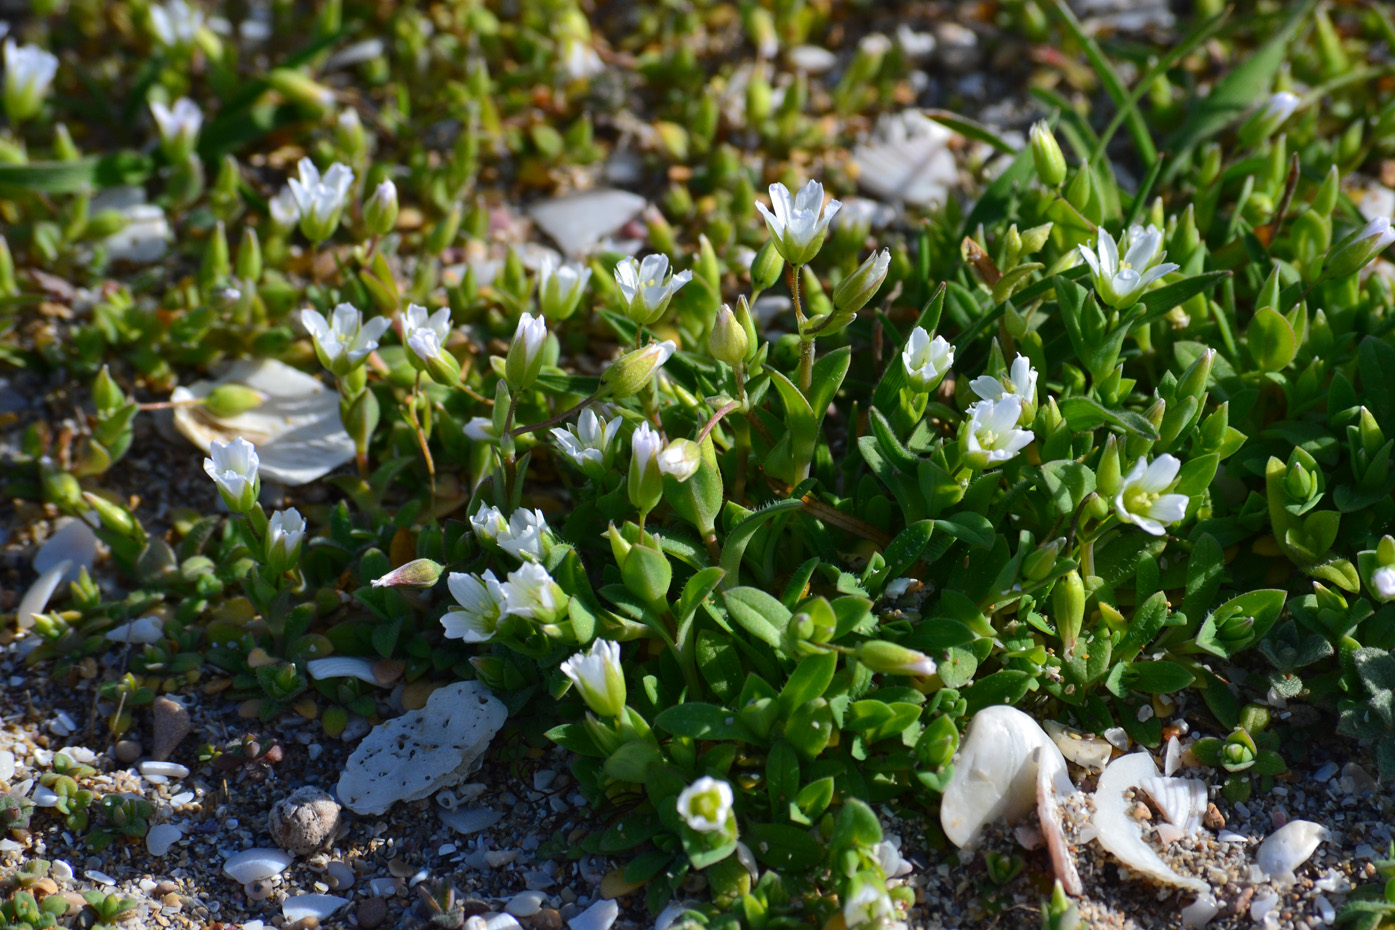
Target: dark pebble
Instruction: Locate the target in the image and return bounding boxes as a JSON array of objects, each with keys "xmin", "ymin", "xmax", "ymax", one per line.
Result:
[
  {"xmin": 524, "ymin": 907, "xmax": 564, "ymax": 930},
  {"xmin": 356, "ymin": 897, "xmax": 389, "ymax": 930}
]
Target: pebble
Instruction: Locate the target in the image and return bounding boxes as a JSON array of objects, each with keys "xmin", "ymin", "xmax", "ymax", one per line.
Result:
[
  {"xmin": 151, "ymin": 696, "xmax": 191, "ymax": 761},
  {"xmin": 567, "ymin": 899, "xmax": 618, "ymax": 930},
  {"xmin": 50, "ymin": 860, "xmax": 73, "ymax": 881},
  {"xmin": 113, "ymin": 740, "xmax": 142, "ymax": 764},
  {"xmin": 525, "ymin": 909, "xmax": 564, "ymax": 930},
  {"xmin": 1203, "ymin": 803, "xmax": 1225, "ymax": 831},
  {"xmin": 326, "ymin": 860, "xmax": 355, "ymax": 890},
  {"xmin": 283, "ymin": 893, "xmax": 348, "ymax": 923},
  {"xmin": 146, "ymin": 823, "xmax": 182, "ymax": 856},
  {"xmin": 508, "ymin": 891, "xmax": 546, "ymax": 917},
  {"xmin": 356, "ymin": 897, "xmax": 389, "ymax": 930},
  {"xmin": 224, "ymin": 848, "xmax": 294, "ymax": 883},
  {"xmin": 268, "ymin": 786, "xmax": 343, "ymax": 856},
  {"xmin": 85, "ymin": 870, "xmax": 115, "ymax": 886},
  {"xmin": 0, "ymin": 750, "xmax": 14, "ymax": 781},
  {"xmin": 368, "ymin": 877, "xmax": 398, "ymax": 897},
  {"xmin": 138, "ymin": 761, "xmax": 190, "ymax": 779},
  {"xmin": 485, "ymin": 915, "xmax": 524, "ymax": 930}
]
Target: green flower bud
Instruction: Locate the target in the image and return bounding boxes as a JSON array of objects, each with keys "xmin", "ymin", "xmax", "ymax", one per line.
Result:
[
  {"xmin": 203, "ymin": 384, "xmax": 265, "ymax": 418},
  {"xmin": 1022, "ymin": 536, "xmax": 1066, "ymax": 582},
  {"xmin": 371, "ymin": 557, "xmax": 444, "ymax": 589},
  {"xmin": 560, "ymin": 639, "xmax": 627, "ymax": 719},
  {"xmin": 750, "ymin": 238, "xmax": 785, "ymax": 292},
  {"xmin": 855, "ymin": 640, "xmax": 937, "ymax": 677},
  {"xmin": 503, "ymin": 312, "xmax": 548, "ymax": 392},
  {"xmin": 1053, "ymin": 569, "xmax": 1086, "ymax": 653},
  {"xmin": 1323, "ymin": 217, "xmax": 1395, "ymax": 281},
  {"xmin": 266, "ymin": 67, "xmax": 336, "ymax": 118},
  {"xmin": 709, "ymin": 304, "xmax": 750, "ymax": 367},
  {"xmin": 83, "ymin": 491, "xmax": 142, "ymax": 539},
  {"xmin": 1029, "ymin": 120, "xmax": 1067, "ymax": 188},
  {"xmin": 832, "ymin": 248, "xmax": 890, "ymax": 317},
  {"xmin": 363, "ymin": 179, "xmax": 399, "ymax": 237},
  {"xmin": 603, "ymin": 340, "xmax": 677, "ymax": 399},
  {"xmin": 1096, "ymin": 435, "xmax": 1123, "ymax": 497}
]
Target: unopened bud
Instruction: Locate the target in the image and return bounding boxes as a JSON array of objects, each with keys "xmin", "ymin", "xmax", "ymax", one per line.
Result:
[
  {"xmin": 203, "ymin": 384, "xmax": 266, "ymax": 418},
  {"xmin": 363, "ymin": 179, "xmax": 399, "ymax": 236},
  {"xmin": 708, "ymin": 304, "xmax": 750, "ymax": 366},
  {"xmin": 1238, "ymin": 91, "xmax": 1300, "ymax": 147},
  {"xmin": 1029, "ymin": 120, "xmax": 1067, "ymax": 188},
  {"xmin": 856, "ymin": 640, "xmax": 937, "ymax": 677},
  {"xmin": 603, "ymin": 340, "xmax": 677, "ymax": 399},
  {"xmin": 266, "ymin": 68, "xmax": 336, "ymax": 117},
  {"xmin": 371, "ymin": 558, "xmax": 445, "ymax": 589},
  {"xmin": 831, "ymin": 248, "xmax": 890, "ymax": 317},
  {"xmin": 750, "ymin": 238, "xmax": 784, "ymax": 292},
  {"xmin": 1323, "ymin": 217, "xmax": 1395, "ymax": 280}
]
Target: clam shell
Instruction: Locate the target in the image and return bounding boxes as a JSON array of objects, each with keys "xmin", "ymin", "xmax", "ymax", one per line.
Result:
[
  {"xmin": 172, "ymin": 358, "xmax": 353, "ymax": 486},
  {"xmin": 1180, "ymin": 894, "xmax": 1219, "ymax": 929},
  {"xmin": 1044, "ymin": 720, "xmax": 1113, "ymax": 772},
  {"xmin": 1093, "ymin": 752, "xmax": 1209, "ymax": 893},
  {"xmin": 1036, "ymin": 745, "xmax": 1083, "ymax": 895},
  {"xmin": 223, "ymin": 848, "xmax": 294, "ymax": 883},
  {"xmin": 17, "ymin": 560, "xmax": 70, "ymax": 630},
  {"xmin": 34, "ymin": 518, "xmax": 97, "ymax": 584},
  {"xmin": 307, "ymin": 657, "xmax": 388, "ymax": 686},
  {"xmin": 1256, "ymin": 820, "xmax": 1329, "ymax": 887},
  {"xmin": 851, "ymin": 111, "xmax": 958, "ymax": 207},
  {"xmin": 145, "ymin": 823, "xmax": 182, "ymax": 856},
  {"xmin": 940, "ymin": 705, "xmax": 1075, "ymax": 850},
  {"xmin": 1139, "ymin": 775, "xmax": 1207, "ymax": 835},
  {"xmin": 527, "ymin": 189, "xmax": 646, "ymax": 257},
  {"xmin": 283, "ymin": 893, "xmax": 349, "ymax": 923}
]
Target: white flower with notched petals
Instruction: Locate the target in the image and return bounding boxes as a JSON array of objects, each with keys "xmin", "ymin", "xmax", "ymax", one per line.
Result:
[
  {"xmin": 675, "ymin": 776, "xmax": 734, "ymax": 834},
  {"xmin": 901, "ymin": 326, "xmax": 954, "ymax": 392},
  {"xmin": 441, "ymin": 570, "xmax": 507, "ymax": 643},
  {"xmin": 287, "ymin": 157, "xmax": 354, "ymax": 243},
  {"xmin": 1077, "ymin": 224, "xmax": 1179, "ymax": 309},
  {"xmin": 269, "ymin": 186, "xmax": 300, "ymax": 229},
  {"xmin": 613, "ymin": 254, "xmax": 692, "ymax": 326},
  {"xmin": 203, "ymin": 436, "xmax": 260, "ymax": 512},
  {"xmin": 149, "ymin": 0, "xmax": 203, "ymax": 49},
  {"xmin": 1259, "ymin": 91, "xmax": 1300, "ymax": 126},
  {"xmin": 1114, "ymin": 454, "xmax": 1189, "ymax": 536},
  {"xmin": 962, "ymin": 396, "xmax": 1034, "ymax": 469},
  {"xmin": 560, "ymin": 639, "xmax": 627, "ymax": 718},
  {"xmin": 756, "ymin": 179, "xmax": 842, "ymax": 266},
  {"xmin": 550, "ymin": 408, "xmax": 620, "ymax": 473},
  {"xmin": 149, "ymin": 97, "xmax": 202, "ymax": 159},
  {"xmin": 874, "ymin": 838, "xmax": 913, "ymax": 879},
  {"xmin": 500, "ymin": 562, "xmax": 567, "ymax": 622},
  {"xmin": 970, "ymin": 354, "xmax": 1038, "ymax": 423},
  {"xmin": 843, "ymin": 882, "xmax": 897, "ymax": 928},
  {"xmin": 300, "ymin": 303, "xmax": 390, "ymax": 376},
  {"xmin": 498, "ymin": 508, "xmax": 550, "ymax": 563},
  {"xmin": 470, "ymin": 504, "xmax": 508, "ymax": 545},
  {"xmin": 3, "ymin": 39, "xmax": 58, "ymax": 124},
  {"xmin": 538, "ymin": 254, "xmax": 592, "ymax": 321}
]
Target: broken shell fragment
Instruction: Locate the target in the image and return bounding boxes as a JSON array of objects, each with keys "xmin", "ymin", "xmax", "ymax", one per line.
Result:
[
  {"xmin": 1093, "ymin": 752, "xmax": 1209, "ymax": 893},
  {"xmin": 1138, "ymin": 775, "xmax": 1207, "ymax": 836},
  {"xmin": 1044, "ymin": 720, "xmax": 1114, "ymax": 772},
  {"xmin": 1256, "ymin": 820, "xmax": 1329, "ymax": 888}
]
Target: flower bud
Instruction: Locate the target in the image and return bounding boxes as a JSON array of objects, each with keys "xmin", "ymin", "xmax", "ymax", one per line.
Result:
[
  {"xmin": 149, "ymin": 97, "xmax": 203, "ymax": 163},
  {"xmin": 372, "ymin": 557, "xmax": 445, "ymax": 589},
  {"xmin": 265, "ymin": 508, "xmax": 306, "ymax": 575},
  {"xmin": 266, "ymin": 67, "xmax": 336, "ymax": 118},
  {"xmin": 708, "ymin": 304, "xmax": 750, "ymax": 367},
  {"xmin": 559, "ymin": 639, "xmax": 627, "ymax": 719},
  {"xmin": 3, "ymin": 40, "xmax": 59, "ymax": 125},
  {"xmin": 504, "ymin": 312, "xmax": 548, "ymax": 391},
  {"xmin": 750, "ymin": 238, "xmax": 784, "ymax": 292},
  {"xmin": 1022, "ymin": 536, "xmax": 1066, "ymax": 582},
  {"xmin": 1323, "ymin": 217, "xmax": 1395, "ymax": 280},
  {"xmin": 628, "ymin": 422, "xmax": 666, "ymax": 514},
  {"xmin": 93, "ymin": 365, "xmax": 124, "ymax": 413},
  {"xmin": 203, "ymin": 437, "xmax": 260, "ymax": 513},
  {"xmin": 335, "ymin": 107, "xmax": 367, "ymax": 162},
  {"xmin": 832, "ymin": 248, "xmax": 890, "ymax": 317},
  {"xmin": 657, "ymin": 438, "xmax": 701, "ymax": 482},
  {"xmin": 363, "ymin": 179, "xmax": 399, "ymax": 236},
  {"xmin": 537, "ymin": 255, "xmax": 592, "ymax": 321},
  {"xmin": 1029, "ymin": 120, "xmax": 1067, "ymax": 188},
  {"xmin": 203, "ymin": 384, "xmax": 265, "ymax": 419},
  {"xmin": 603, "ymin": 340, "xmax": 677, "ymax": 399},
  {"xmin": 855, "ymin": 640, "xmax": 937, "ymax": 677},
  {"xmin": 83, "ymin": 491, "xmax": 141, "ymax": 540},
  {"xmin": 1053, "ymin": 569, "xmax": 1086, "ymax": 654},
  {"xmin": 1238, "ymin": 91, "xmax": 1300, "ymax": 147}
]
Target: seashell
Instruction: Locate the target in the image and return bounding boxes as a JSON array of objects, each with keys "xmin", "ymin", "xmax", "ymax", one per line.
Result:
[
  {"xmin": 1036, "ymin": 745, "xmax": 1082, "ymax": 895},
  {"xmin": 32, "ymin": 783, "xmax": 60, "ymax": 807},
  {"xmin": 139, "ymin": 761, "xmax": 190, "ymax": 779},
  {"xmin": 1092, "ymin": 752, "xmax": 1209, "ymax": 893},
  {"xmin": 245, "ymin": 879, "xmax": 274, "ymax": 902},
  {"xmin": 786, "ymin": 45, "xmax": 838, "ymax": 74},
  {"xmin": 92, "ymin": 187, "xmax": 170, "ymax": 265},
  {"xmin": 0, "ymin": 750, "xmax": 14, "ymax": 783},
  {"xmin": 568, "ymin": 899, "xmax": 620, "ymax": 930},
  {"xmin": 1044, "ymin": 720, "xmax": 1113, "ymax": 772},
  {"xmin": 282, "ymin": 893, "xmax": 348, "ymax": 923},
  {"xmin": 851, "ymin": 111, "xmax": 958, "ymax": 207},
  {"xmin": 34, "ymin": 519, "xmax": 97, "ymax": 585},
  {"xmin": 223, "ymin": 848, "xmax": 294, "ymax": 884},
  {"xmin": 1180, "ymin": 894, "xmax": 1219, "ymax": 929},
  {"xmin": 1163, "ymin": 735, "xmax": 1182, "ymax": 776},
  {"xmin": 439, "ymin": 805, "xmax": 503, "ymax": 836},
  {"xmin": 527, "ymin": 189, "xmax": 646, "ymax": 257},
  {"xmin": 1256, "ymin": 820, "xmax": 1329, "ymax": 887},
  {"xmin": 105, "ymin": 615, "xmax": 165, "ymax": 645},
  {"xmin": 172, "ymin": 358, "xmax": 354, "ymax": 486},
  {"xmin": 1138, "ymin": 775, "xmax": 1207, "ymax": 835},
  {"xmin": 940, "ymin": 706, "xmax": 1076, "ymax": 850},
  {"xmin": 17, "ymin": 560, "xmax": 72, "ymax": 630},
  {"xmin": 326, "ymin": 861, "xmax": 355, "ymax": 891},
  {"xmin": 145, "ymin": 823, "xmax": 182, "ymax": 856},
  {"xmin": 307, "ymin": 657, "xmax": 388, "ymax": 686}
]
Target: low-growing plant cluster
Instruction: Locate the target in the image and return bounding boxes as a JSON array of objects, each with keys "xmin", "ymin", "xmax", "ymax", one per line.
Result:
[{"xmin": 5, "ymin": 0, "xmax": 1395, "ymax": 925}]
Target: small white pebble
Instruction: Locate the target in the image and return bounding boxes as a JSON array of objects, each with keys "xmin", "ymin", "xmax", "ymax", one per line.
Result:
[
  {"xmin": 438, "ymin": 843, "xmax": 458, "ymax": 856},
  {"xmin": 507, "ymin": 891, "xmax": 546, "ymax": 917},
  {"xmin": 146, "ymin": 823, "xmax": 182, "ymax": 856},
  {"xmin": 139, "ymin": 761, "xmax": 190, "ymax": 779},
  {"xmin": 50, "ymin": 860, "xmax": 73, "ymax": 881},
  {"xmin": 1217, "ymin": 830, "xmax": 1246, "ymax": 843},
  {"xmin": 567, "ymin": 898, "xmax": 619, "ymax": 930},
  {"xmin": 85, "ymin": 870, "xmax": 115, "ymax": 886}
]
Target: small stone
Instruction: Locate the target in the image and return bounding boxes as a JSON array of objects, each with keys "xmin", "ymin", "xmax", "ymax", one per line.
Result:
[
  {"xmin": 154, "ymin": 881, "xmax": 179, "ymax": 896},
  {"xmin": 357, "ymin": 897, "xmax": 389, "ymax": 930},
  {"xmin": 1203, "ymin": 804, "xmax": 1225, "ymax": 831},
  {"xmin": 114, "ymin": 740, "xmax": 142, "ymax": 764},
  {"xmin": 326, "ymin": 861, "xmax": 355, "ymax": 890},
  {"xmin": 268, "ymin": 786, "xmax": 343, "ymax": 856},
  {"xmin": 151, "ymin": 697, "xmax": 191, "ymax": 762},
  {"xmin": 146, "ymin": 823, "xmax": 182, "ymax": 856},
  {"xmin": 525, "ymin": 909, "xmax": 564, "ymax": 930},
  {"xmin": 507, "ymin": 891, "xmax": 546, "ymax": 917},
  {"xmin": 387, "ymin": 856, "xmax": 413, "ymax": 878}
]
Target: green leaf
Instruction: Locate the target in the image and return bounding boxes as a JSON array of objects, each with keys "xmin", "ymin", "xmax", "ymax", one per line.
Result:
[
  {"xmin": 931, "ymin": 512, "xmax": 996, "ymax": 549},
  {"xmin": 793, "ymin": 776, "xmax": 835, "ymax": 822},
  {"xmin": 719, "ymin": 500, "xmax": 802, "ymax": 587},
  {"xmin": 784, "ymin": 698, "xmax": 834, "ymax": 759},
  {"xmin": 779, "ymin": 652, "xmax": 839, "ymax": 714},
  {"xmin": 1057, "ymin": 396, "xmax": 1159, "ymax": 439},
  {"xmin": 696, "ymin": 630, "xmax": 745, "ymax": 701},
  {"xmin": 925, "ymin": 109, "xmax": 1017, "ymax": 155},
  {"xmin": 745, "ymin": 822, "xmax": 825, "ymax": 870},
  {"xmin": 1137, "ymin": 272, "xmax": 1230, "ymax": 326},
  {"xmin": 0, "ymin": 152, "xmax": 154, "ymax": 194},
  {"xmin": 806, "ymin": 346, "xmax": 851, "ymax": 423},
  {"xmin": 1116, "ymin": 592, "xmax": 1169, "ymax": 663},
  {"xmin": 1118, "ymin": 660, "xmax": 1195, "ymax": 695},
  {"xmin": 874, "ymin": 519, "xmax": 934, "ymax": 592},
  {"xmin": 605, "ymin": 741, "xmax": 663, "ymax": 782},
  {"xmin": 654, "ymin": 703, "xmax": 753, "ymax": 740},
  {"xmin": 722, "ymin": 586, "xmax": 792, "ymax": 652},
  {"xmin": 1038, "ymin": 461, "xmax": 1097, "ymax": 515},
  {"xmin": 1359, "ymin": 337, "xmax": 1395, "ymax": 438},
  {"xmin": 1248, "ymin": 306, "xmax": 1297, "ymax": 372}
]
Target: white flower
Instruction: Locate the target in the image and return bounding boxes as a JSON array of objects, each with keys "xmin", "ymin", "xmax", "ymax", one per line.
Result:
[
  {"xmin": 401, "ymin": 303, "xmax": 451, "ymax": 360},
  {"xmin": 265, "ymin": 507, "xmax": 305, "ymax": 570},
  {"xmin": 538, "ymin": 254, "xmax": 592, "ymax": 321},
  {"xmin": 1259, "ymin": 91, "xmax": 1300, "ymax": 126},
  {"xmin": 203, "ymin": 436, "xmax": 260, "ymax": 512},
  {"xmin": 873, "ymin": 838, "xmax": 913, "ymax": 879},
  {"xmin": 843, "ymin": 883, "xmax": 897, "ymax": 928},
  {"xmin": 149, "ymin": 0, "xmax": 203, "ymax": 49},
  {"xmin": 287, "ymin": 157, "xmax": 354, "ymax": 242},
  {"xmin": 269, "ymin": 186, "xmax": 301, "ymax": 229},
  {"xmin": 901, "ymin": 326, "xmax": 954, "ymax": 392},
  {"xmin": 3, "ymin": 39, "xmax": 58, "ymax": 123},
  {"xmin": 970, "ymin": 354, "xmax": 1038, "ymax": 423},
  {"xmin": 675, "ymin": 776, "xmax": 734, "ymax": 834},
  {"xmin": 463, "ymin": 417, "xmax": 502, "ymax": 443},
  {"xmin": 1373, "ymin": 567, "xmax": 1395, "ymax": 601},
  {"xmin": 962, "ymin": 396, "xmax": 1034, "ymax": 469},
  {"xmin": 657, "ymin": 438, "xmax": 701, "ymax": 482},
  {"xmin": 1077, "ymin": 224, "xmax": 1179, "ymax": 309},
  {"xmin": 500, "ymin": 562, "xmax": 566, "ymax": 622},
  {"xmin": 551, "ymin": 408, "xmax": 620, "ymax": 473},
  {"xmin": 559, "ymin": 639, "xmax": 627, "ymax": 718},
  {"xmin": 613, "ymin": 254, "xmax": 692, "ymax": 326},
  {"xmin": 300, "ymin": 303, "xmax": 390, "ymax": 375},
  {"xmin": 470, "ymin": 504, "xmax": 508, "ymax": 545},
  {"xmin": 504, "ymin": 311, "xmax": 549, "ymax": 390},
  {"xmin": 756, "ymin": 179, "xmax": 842, "ymax": 265},
  {"xmin": 1356, "ymin": 216, "xmax": 1395, "ymax": 254},
  {"xmin": 441, "ymin": 570, "xmax": 507, "ymax": 642},
  {"xmin": 149, "ymin": 97, "xmax": 202, "ymax": 159},
  {"xmin": 498, "ymin": 508, "xmax": 550, "ymax": 562},
  {"xmin": 1114, "ymin": 454, "xmax": 1189, "ymax": 536}
]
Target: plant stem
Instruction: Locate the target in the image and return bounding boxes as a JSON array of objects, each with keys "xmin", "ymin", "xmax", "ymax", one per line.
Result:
[
  {"xmin": 791, "ymin": 264, "xmax": 815, "ymax": 394},
  {"xmin": 507, "ymin": 391, "xmax": 602, "ymax": 439},
  {"xmin": 697, "ymin": 400, "xmax": 740, "ymax": 445},
  {"xmin": 407, "ymin": 371, "xmax": 437, "ymax": 514}
]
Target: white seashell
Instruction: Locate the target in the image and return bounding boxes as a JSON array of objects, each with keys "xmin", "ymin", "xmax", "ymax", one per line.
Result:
[
  {"xmin": 1250, "ymin": 889, "xmax": 1280, "ymax": 925},
  {"xmin": 50, "ymin": 860, "xmax": 73, "ymax": 881},
  {"xmin": 146, "ymin": 823, "xmax": 182, "ymax": 856},
  {"xmin": 1180, "ymin": 894, "xmax": 1219, "ymax": 929},
  {"xmin": 34, "ymin": 518, "xmax": 98, "ymax": 584},
  {"xmin": 1155, "ymin": 822, "xmax": 1185, "ymax": 845},
  {"xmin": 223, "ymin": 848, "xmax": 294, "ymax": 883},
  {"xmin": 307, "ymin": 657, "xmax": 387, "ymax": 686},
  {"xmin": 139, "ymin": 761, "xmax": 190, "ymax": 779},
  {"xmin": 485, "ymin": 914, "xmax": 524, "ymax": 930},
  {"xmin": 172, "ymin": 358, "xmax": 354, "ymax": 486},
  {"xmin": 851, "ymin": 111, "xmax": 957, "ymax": 207},
  {"xmin": 507, "ymin": 890, "xmax": 546, "ymax": 917},
  {"xmin": 17, "ymin": 560, "xmax": 72, "ymax": 630},
  {"xmin": 1035, "ymin": 745, "xmax": 1083, "ymax": 895},
  {"xmin": 369, "ymin": 877, "xmax": 398, "ymax": 897},
  {"xmin": 527, "ymin": 189, "xmax": 646, "ymax": 257},
  {"xmin": 568, "ymin": 898, "xmax": 620, "ymax": 930},
  {"xmin": 655, "ymin": 902, "xmax": 689, "ymax": 930},
  {"xmin": 106, "ymin": 615, "xmax": 165, "ymax": 645},
  {"xmin": 1043, "ymin": 720, "xmax": 1113, "ymax": 772},
  {"xmin": 85, "ymin": 870, "xmax": 115, "ymax": 886},
  {"xmin": 1356, "ymin": 185, "xmax": 1395, "ymax": 224},
  {"xmin": 32, "ymin": 784, "xmax": 60, "ymax": 807},
  {"xmin": 940, "ymin": 706, "xmax": 1076, "ymax": 850},
  {"xmin": 1139, "ymin": 775, "xmax": 1207, "ymax": 834},
  {"xmin": 92, "ymin": 187, "xmax": 171, "ymax": 265},
  {"xmin": 440, "ymin": 805, "xmax": 503, "ymax": 836},
  {"xmin": 0, "ymin": 750, "xmax": 14, "ymax": 783},
  {"xmin": 1217, "ymin": 829, "xmax": 1246, "ymax": 843},
  {"xmin": 1103, "ymin": 727, "xmax": 1129, "ymax": 750},
  {"xmin": 326, "ymin": 860, "xmax": 355, "ymax": 890},
  {"xmin": 282, "ymin": 894, "xmax": 348, "ymax": 923},
  {"xmin": 1092, "ymin": 752, "xmax": 1208, "ymax": 893},
  {"xmin": 1256, "ymin": 820, "xmax": 1329, "ymax": 887},
  {"xmin": 1163, "ymin": 735, "xmax": 1182, "ymax": 776}
]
